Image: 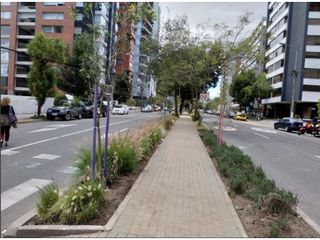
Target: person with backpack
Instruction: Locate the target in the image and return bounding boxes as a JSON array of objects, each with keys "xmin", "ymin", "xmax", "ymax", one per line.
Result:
[{"xmin": 1, "ymin": 97, "xmax": 17, "ymax": 147}]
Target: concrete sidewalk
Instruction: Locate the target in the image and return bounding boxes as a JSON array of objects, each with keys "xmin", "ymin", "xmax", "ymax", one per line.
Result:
[{"xmin": 75, "ymin": 116, "xmax": 247, "ymax": 237}]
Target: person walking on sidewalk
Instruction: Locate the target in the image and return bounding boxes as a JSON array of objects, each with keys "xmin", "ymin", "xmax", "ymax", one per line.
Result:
[{"xmin": 1, "ymin": 97, "xmax": 17, "ymax": 147}]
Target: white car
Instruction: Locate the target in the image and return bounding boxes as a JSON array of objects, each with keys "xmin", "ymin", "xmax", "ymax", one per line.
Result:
[{"xmin": 112, "ymin": 104, "xmax": 129, "ymax": 115}]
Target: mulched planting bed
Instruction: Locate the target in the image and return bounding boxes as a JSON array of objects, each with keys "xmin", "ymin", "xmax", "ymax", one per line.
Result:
[{"xmin": 26, "ymin": 153, "xmax": 153, "ymax": 226}]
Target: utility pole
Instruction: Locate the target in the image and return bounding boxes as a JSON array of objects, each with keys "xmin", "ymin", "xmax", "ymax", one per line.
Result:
[{"xmin": 217, "ymin": 59, "xmax": 227, "ymax": 145}]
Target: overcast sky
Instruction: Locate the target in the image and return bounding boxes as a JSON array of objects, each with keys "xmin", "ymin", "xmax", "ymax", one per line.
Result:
[{"xmin": 158, "ymin": 2, "xmax": 268, "ymax": 99}]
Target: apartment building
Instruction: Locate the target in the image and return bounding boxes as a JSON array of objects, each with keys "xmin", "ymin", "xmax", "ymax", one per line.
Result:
[
  {"xmin": 114, "ymin": 2, "xmax": 136, "ymax": 95},
  {"xmin": 1, "ymin": 2, "xmax": 117, "ymax": 96},
  {"xmin": 1, "ymin": 2, "xmax": 75, "ymax": 95},
  {"xmin": 132, "ymin": 2, "xmax": 160, "ymax": 100},
  {"xmin": 262, "ymin": 2, "xmax": 320, "ymax": 118}
]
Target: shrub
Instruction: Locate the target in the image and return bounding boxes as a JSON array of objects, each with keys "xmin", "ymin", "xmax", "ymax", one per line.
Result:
[
  {"xmin": 149, "ymin": 127, "xmax": 162, "ymax": 148},
  {"xmin": 140, "ymin": 137, "xmax": 152, "ymax": 157},
  {"xmin": 164, "ymin": 117, "xmax": 173, "ymax": 130},
  {"xmin": 37, "ymin": 184, "xmax": 59, "ymax": 221},
  {"xmin": 108, "ymin": 137, "xmax": 138, "ymax": 174},
  {"xmin": 54, "ymin": 93, "xmax": 67, "ymax": 106},
  {"xmin": 59, "ymin": 180, "xmax": 104, "ymax": 224},
  {"xmin": 230, "ymin": 175, "xmax": 246, "ymax": 194},
  {"xmin": 269, "ymin": 217, "xmax": 289, "ymax": 237}
]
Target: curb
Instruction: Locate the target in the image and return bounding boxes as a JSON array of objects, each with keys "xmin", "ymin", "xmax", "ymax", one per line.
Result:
[{"xmin": 296, "ymin": 207, "xmax": 320, "ymax": 234}]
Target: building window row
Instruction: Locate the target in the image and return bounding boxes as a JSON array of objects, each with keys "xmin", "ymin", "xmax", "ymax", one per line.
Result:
[
  {"xmin": 1, "ymin": 11, "xmax": 11, "ymax": 19},
  {"xmin": 306, "ymin": 36, "xmax": 320, "ymax": 45},
  {"xmin": 309, "ymin": 3, "xmax": 320, "ymax": 12},
  {"xmin": 267, "ymin": 59, "xmax": 284, "ymax": 74},
  {"xmin": 16, "ymin": 65, "xmax": 30, "ymax": 75},
  {"xmin": 271, "ymin": 88, "xmax": 282, "ymax": 97},
  {"xmin": 270, "ymin": 3, "xmax": 289, "ymax": 26},
  {"xmin": 43, "ymin": 2, "xmax": 64, "ymax": 6},
  {"xmin": 17, "ymin": 52, "xmax": 31, "ymax": 62},
  {"xmin": 304, "ymin": 69, "xmax": 320, "ymax": 78},
  {"xmin": 271, "ymin": 74, "xmax": 283, "ymax": 84},
  {"xmin": 303, "ymin": 85, "xmax": 320, "ymax": 92},
  {"xmin": 18, "ymin": 26, "xmax": 35, "ymax": 36},
  {"xmin": 269, "ymin": 31, "xmax": 286, "ymax": 49},
  {"xmin": 1, "ymin": 63, "xmax": 9, "ymax": 76},
  {"xmin": 308, "ymin": 19, "xmax": 320, "ymax": 25},
  {"xmin": 15, "ymin": 77, "xmax": 28, "ymax": 88},
  {"xmin": 267, "ymin": 45, "xmax": 285, "ymax": 62},
  {"xmin": 18, "ymin": 13, "xmax": 36, "ymax": 23},
  {"xmin": 1, "ymin": 25, "xmax": 10, "ymax": 35},
  {"xmin": 305, "ymin": 52, "xmax": 320, "ymax": 59},
  {"xmin": 1, "ymin": 2, "xmax": 10, "ymax": 6},
  {"xmin": 17, "ymin": 38, "xmax": 31, "ymax": 49},
  {"xmin": 42, "ymin": 25, "xmax": 63, "ymax": 33},
  {"xmin": 270, "ymin": 16, "xmax": 287, "ymax": 36},
  {"xmin": 19, "ymin": 2, "xmax": 36, "ymax": 10},
  {"xmin": 43, "ymin": 12, "xmax": 64, "ymax": 20}
]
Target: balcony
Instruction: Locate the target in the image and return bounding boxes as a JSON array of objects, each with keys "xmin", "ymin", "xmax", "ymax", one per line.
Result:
[
  {"xmin": 18, "ymin": 2, "xmax": 36, "ymax": 12},
  {"xmin": 17, "ymin": 13, "xmax": 36, "ymax": 26}
]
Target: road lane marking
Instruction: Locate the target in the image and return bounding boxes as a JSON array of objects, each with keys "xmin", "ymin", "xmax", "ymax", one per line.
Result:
[
  {"xmin": 1, "ymin": 178, "xmax": 52, "ymax": 211},
  {"xmin": 57, "ymin": 166, "xmax": 77, "ymax": 174},
  {"xmin": 15, "ymin": 161, "xmax": 42, "ymax": 169},
  {"xmin": 253, "ymin": 132, "xmax": 270, "ymax": 139},
  {"xmin": 101, "ymin": 128, "xmax": 129, "ymax": 139},
  {"xmin": 251, "ymin": 127, "xmax": 277, "ymax": 134},
  {"xmin": 32, "ymin": 154, "xmax": 61, "ymax": 160},
  {"xmin": 316, "ymin": 155, "xmax": 320, "ymax": 159},
  {"xmin": 238, "ymin": 146, "xmax": 247, "ymax": 150},
  {"xmin": 48, "ymin": 124, "xmax": 77, "ymax": 128},
  {"xmin": 213, "ymin": 126, "xmax": 237, "ymax": 131},
  {"xmin": 1, "ymin": 150, "xmax": 19, "ymax": 156},
  {"xmin": 28, "ymin": 128, "xmax": 57, "ymax": 133},
  {"xmin": 2, "ymin": 118, "xmax": 143, "ymax": 153}
]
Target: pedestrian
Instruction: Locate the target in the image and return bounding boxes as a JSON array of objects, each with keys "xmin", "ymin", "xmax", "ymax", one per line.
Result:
[
  {"xmin": 312, "ymin": 116, "xmax": 318, "ymax": 127},
  {"xmin": 1, "ymin": 97, "xmax": 17, "ymax": 147}
]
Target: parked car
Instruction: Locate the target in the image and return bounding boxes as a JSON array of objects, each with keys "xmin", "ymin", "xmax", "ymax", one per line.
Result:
[
  {"xmin": 205, "ymin": 109, "xmax": 214, "ymax": 114},
  {"xmin": 298, "ymin": 119, "xmax": 320, "ymax": 136},
  {"xmin": 112, "ymin": 104, "xmax": 129, "ymax": 115},
  {"xmin": 228, "ymin": 111, "xmax": 235, "ymax": 118},
  {"xmin": 234, "ymin": 112, "xmax": 247, "ymax": 121},
  {"xmin": 81, "ymin": 101, "xmax": 108, "ymax": 118},
  {"xmin": 154, "ymin": 105, "xmax": 162, "ymax": 112},
  {"xmin": 274, "ymin": 117, "xmax": 303, "ymax": 132},
  {"xmin": 141, "ymin": 105, "xmax": 153, "ymax": 112},
  {"xmin": 47, "ymin": 100, "xmax": 82, "ymax": 121},
  {"xmin": 128, "ymin": 105, "xmax": 136, "ymax": 110}
]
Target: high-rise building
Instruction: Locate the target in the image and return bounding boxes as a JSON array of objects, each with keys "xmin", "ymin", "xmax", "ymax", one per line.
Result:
[
  {"xmin": 132, "ymin": 2, "xmax": 160, "ymax": 100},
  {"xmin": 0, "ymin": 2, "xmax": 117, "ymax": 96},
  {"xmin": 262, "ymin": 2, "xmax": 320, "ymax": 118},
  {"xmin": 1, "ymin": 2, "xmax": 75, "ymax": 95}
]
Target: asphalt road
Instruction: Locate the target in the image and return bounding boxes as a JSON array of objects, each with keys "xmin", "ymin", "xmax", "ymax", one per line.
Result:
[
  {"xmin": 202, "ymin": 113, "xmax": 320, "ymax": 228},
  {"xmin": 1, "ymin": 111, "xmax": 162, "ymax": 232}
]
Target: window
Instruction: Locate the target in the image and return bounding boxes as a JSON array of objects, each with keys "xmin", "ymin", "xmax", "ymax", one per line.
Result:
[
  {"xmin": 17, "ymin": 52, "xmax": 31, "ymax": 62},
  {"xmin": 75, "ymin": 13, "xmax": 83, "ymax": 21},
  {"xmin": 1, "ymin": 12, "xmax": 11, "ymax": 19},
  {"xmin": 303, "ymin": 85, "xmax": 320, "ymax": 92},
  {"xmin": 309, "ymin": 3, "xmax": 320, "ymax": 11},
  {"xmin": 19, "ymin": 2, "xmax": 36, "ymax": 9},
  {"xmin": 304, "ymin": 69, "xmax": 320, "ymax": 78},
  {"xmin": 18, "ymin": 13, "xmax": 36, "ymax": 22},
  {"xmin": 1, "ymin": 25, "xmax": 10, "ymax": 35},
  {"xmin": 43, "ymin": 2, "xmax": 64, "ymax": 6},
  {"xmin": 305, "ymin": 52, "xmax": 320, "ymax": 59},
  {"xmin": 75, "ymin": 2, "xmax": 84, "ymax": 7},
  {"xmin": 43, "ymin": 12, "xmax": 64, "ymax": 20},
  {"xmin": 309, "ymin": 19, "xmax": 320, "ymax": 25},
  {"xmin": 1, "ymin": 2, "xmax": 11, "ymax": 6},
  {"xmin": 74, "ymin": 27, "xmax": 82, "ymax": 34},
  {"xmin": 1, "ymin": 50, "xmax": 9, "ymax": 62},
  {"xmin": 17, "ymin": 38, "xmax": 31, "ymax": 48},
  {"xmin": 42, "ymin": 25, "xmax": 63, "ymax": 33},
  {"xmin": 18, "ymin": 26, "xmax": 35, "ymax": 35},
  {"xmin": 1, "ymin": 77, "xmax": 8, "ymax": 87},
  {"xmin": 16, "ymin": 65, "xmax": 30, "ymax": 75},
  {"xmin": 15, "ymin": 77, "xmax": 28, "ymax": 88},
  {"xmin": 306, "ymin": 36, "xmax": 320, "ymax": 45},
  {"xmin": 1, "ymin": 64, "xmax": 9, "ymax": 76}
]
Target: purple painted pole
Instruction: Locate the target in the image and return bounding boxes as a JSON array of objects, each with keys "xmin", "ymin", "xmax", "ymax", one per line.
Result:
[
  {"xmin": 91, "ymin": 82, "xmax": 99, "ymax": 180},
  {"xmin": 103, "ymin": 94, "xmax": 111, "ymax": 184}
]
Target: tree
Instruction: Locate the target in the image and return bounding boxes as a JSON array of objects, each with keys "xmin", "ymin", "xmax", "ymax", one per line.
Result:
[
  {"xmin": 27, "ymin": 32, "xmax": 66, "ymax": 116},
  {"xmin": 113, "ymin": 72, "xmax": 131, "ymax": 103}
]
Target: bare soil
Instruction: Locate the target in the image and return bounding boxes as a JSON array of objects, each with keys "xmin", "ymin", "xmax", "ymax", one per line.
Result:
[{"xmin": 209, "ymin": 148, "xmax": 320, "ymax": 238}]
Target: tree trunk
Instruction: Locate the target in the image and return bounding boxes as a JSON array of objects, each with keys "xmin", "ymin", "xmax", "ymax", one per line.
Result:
[
  {"xmin": 37, "ymin": 101, "xmax": 44, "ymax": 117},
  {"xmin": 174, "ymin": 91, "xmax": 179, "ymax": 117}
]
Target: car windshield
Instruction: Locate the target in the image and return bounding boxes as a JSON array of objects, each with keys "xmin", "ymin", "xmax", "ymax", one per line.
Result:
[
  {"xmin": 115, "ymin": 105, "xmax": 123, "ymax": 108},
  {"xmin": 54, "ymin": 100, "xmax": 70, "ymax": 107}
]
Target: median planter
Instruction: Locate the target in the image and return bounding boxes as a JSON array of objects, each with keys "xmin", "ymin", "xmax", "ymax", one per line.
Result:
[
  {"xmin": 5, "ymin": 117, "xmax": 176, "ymax": 238},
  {"xmin": 198, "ymin": 127, "xmax": 320, "ymax": 238}
]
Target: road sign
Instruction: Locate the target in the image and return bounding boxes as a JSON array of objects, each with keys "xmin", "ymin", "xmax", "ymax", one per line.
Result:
[{"xmin": 199, "ymin": 93, "xmax": 208, "ymax": 102}]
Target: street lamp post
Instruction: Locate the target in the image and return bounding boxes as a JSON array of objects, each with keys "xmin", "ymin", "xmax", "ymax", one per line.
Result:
[{"xmin": 280, "ymin": 43, "xmax": 299, "ymax": 118}]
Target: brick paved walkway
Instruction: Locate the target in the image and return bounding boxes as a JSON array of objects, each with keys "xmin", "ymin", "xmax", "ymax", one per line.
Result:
[{"xmin": 73, "ymin": 116, "xmax": 246, "ymax": 237}]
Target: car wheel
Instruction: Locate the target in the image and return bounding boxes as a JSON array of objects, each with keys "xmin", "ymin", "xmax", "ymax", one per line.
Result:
[
  {"xmin": 274, "ymin": 126, "xmax": 278, "ymax": 130},
  {"xmin": 47, "ymin": 116, "xmax": 55, "ymax": 121},
  {"xmin": 65, "ymin": 113, "xmax": 71, "ymax": 121},
  {"xmin": 77, "ymin": 113, "xmax": 82, "ymax": 119}
]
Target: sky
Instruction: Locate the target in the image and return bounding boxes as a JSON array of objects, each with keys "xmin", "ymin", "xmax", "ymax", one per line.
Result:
[{"xmin": 158, "ymin": 2, "xmax": 268, "ymax": 99}]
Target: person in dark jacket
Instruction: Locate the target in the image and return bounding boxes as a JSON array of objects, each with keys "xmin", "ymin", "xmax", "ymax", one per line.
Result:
[
  {"xmin": 1, "ymin": 97, "xmax": 16, "ymax": 147},
  {"xmin": 312, "ymin": 116, "xmax": 318, "ymax": 127}
]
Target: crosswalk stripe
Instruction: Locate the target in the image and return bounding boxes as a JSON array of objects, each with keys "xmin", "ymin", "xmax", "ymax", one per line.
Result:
[
  {"xmin": 32, "ymin": 154, "xmax": 60, "ymax": 160},
  {"xmin": 1, "ymin": 178, "xmax": 52, "ymax": 211},
  {"xmin": 1, "ymin": 150, "xmax": 19, "ymax": 156}
]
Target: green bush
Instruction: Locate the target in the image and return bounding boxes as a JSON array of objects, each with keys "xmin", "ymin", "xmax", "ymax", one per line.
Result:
[
  {"xmin": 109, "ymin": 137, "xmax": 138, "ymax": 174},
  {"xmin": 37, "ymin": 184, "xmax": 59, "ymax": 221},
  {"xmin": 54, "ymin": 93, "xmax": 67, "ymax": 106},
  {"xmin": 149, "ymin": 127, "xmax": 162, "ymax": 148},
  {"xmin": 269, "ymin": 217, "xmax": 289, "ymax": 237},
  {"xmin": 230, "ymin": 175, "xmax": 246, "ymax": 194},
  {"xmin": 140, "ymin": 137, "xmax": 152, "ymax": 157},
  {"xmin": 163, "ymin": 117, "xmax": 173, "ymax": 130}
]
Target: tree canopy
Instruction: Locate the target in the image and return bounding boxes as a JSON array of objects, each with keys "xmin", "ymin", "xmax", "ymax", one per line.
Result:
[{"xmin": 27, "ymin": 32, "xmax": 66, "ymax": 116}]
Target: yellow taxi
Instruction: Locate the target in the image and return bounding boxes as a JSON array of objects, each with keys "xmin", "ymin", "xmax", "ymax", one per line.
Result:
[{"xmin": 233, "ymin": 112, "xmax": 247, "ymax": 121}]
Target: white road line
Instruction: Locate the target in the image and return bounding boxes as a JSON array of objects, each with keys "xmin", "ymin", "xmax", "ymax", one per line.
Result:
[
  {"xmin": 1, "ymin": 178, "xmax": 52, "ymax": 211},
  {"xmin": 316, "ymin": 155, "xmax": 320, "ymax": 159},
  {"xmin": 32, "ymin": 154, "xmax": 60, "ymax": 160},
  {"xmin": 2, "ymin": 118, "xmax": 143, "ymax": 153},
  {"xmin": 58, "ymin": 166, "xmax": 77, "ymax": 174},
  {"xmin": 253, "ymin": 132, "xmax": 270, "ymax": 139},
  {"xmin": 101, "ymin": 128, "xmax": 129, "ymax": 139},
  {"xmin": 28, "ymin": 128, "xmax": 57, "ymax": 133},
  {"xmin": 15, "ymin": 161, "xmax": 42, "ymax": 169},
  {"xmin": 1, "ymin": 150, "xmax": 20, "ymax": 156}
]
